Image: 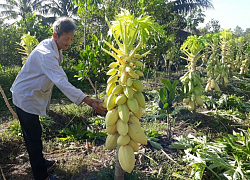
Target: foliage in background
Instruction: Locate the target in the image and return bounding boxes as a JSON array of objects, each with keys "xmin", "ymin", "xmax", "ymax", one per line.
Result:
[
  {"xmin": 169, "ymin": 129, "xmax": 250, "ymax": 180},
  {"xmin": 0, "ymin": 13, "xmax": 51, "ymax": 66},
  {"xmin": 16, "ymin": 32, "xmax": 39, "ymax": 64}
]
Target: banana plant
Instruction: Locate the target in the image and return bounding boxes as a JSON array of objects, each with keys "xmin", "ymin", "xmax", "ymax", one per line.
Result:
[
  {"xmin": 102, "ymin": 8, "xmax": 164, "ymax": 179},
  {"xmin": 179, "ymin": 35, "xmax": 205, "ymax": 113},
  {"xmin": 16, "ymin": 32, "xmax": 38, "ymax": 64}
]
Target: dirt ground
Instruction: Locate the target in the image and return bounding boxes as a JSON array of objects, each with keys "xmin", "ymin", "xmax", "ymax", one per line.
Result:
[{"xmin": 0, "ymin": 106, "xmax": 241, "ymax": 180}]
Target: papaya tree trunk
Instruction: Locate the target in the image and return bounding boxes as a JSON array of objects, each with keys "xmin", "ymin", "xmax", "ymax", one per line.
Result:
[{"xmin": 115, "ymin": 146, "xmax": 124, "ymax": 180}]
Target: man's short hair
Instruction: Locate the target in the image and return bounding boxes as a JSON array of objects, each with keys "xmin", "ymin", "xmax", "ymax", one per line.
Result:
[{"xmin": 53, "ymin": 17, "xmax": 77, "ymax": 37}]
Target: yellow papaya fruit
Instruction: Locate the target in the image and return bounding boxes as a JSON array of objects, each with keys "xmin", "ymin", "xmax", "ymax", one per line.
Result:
[
  {"xmin": 112, "ymin": 84, "xmax": 123, "ymax": 94},
  {"xmin": 118, "ymin": 145, "xmax": 135, "ymax": 173},
  {"xmin": 107, "ymin": 68, "xmax": 118, "ymax": 76},
  {"xmin": 115, "ymin": 94, "xmax": 127, "ymax": 105},
  {"xmin": 106, "ymin": 123, "xmax": 117, "ymax": 134},
  {"xmin": 132, "ymin": 80, "xmax": 143, "ymax": 92},
  {"xmin": 105, "ymin": 108, "xmax": 119, "ymax": 126},
  {"xmin": 106, "ymin": 82, "xmax": 116, "ymax": 95},
  {"xmin": 123, "ymin": 86, "xmax": 134, "ymax": 100},
  {"xmin": 106, "ymin": 94, "xmax": 117, "ymax": 110},
  {"xmin": 109, "ymin": 62, "xmax": 119, "ymax": 68},
  {"xmin": 127, "ymin": 98, "xmax": 139, "ymax": 113},
  {"xmin": 133, "ymin": 91, "xmax": 145, "ymax": 107},
  {"xmin": 105, "ymin": 133, "xmax": 118, "ymax": 150},
  {"xmin": 107, "ymin": 75, "xmax": 118, "ymax": 84},
  {"xmin": 211, "ymin": 79, "xmax": 215, "ymax": 89},
  {"xmin": 128, "ymin": 115, "xmax": 140, "ymax": 126},
  {"xmin": 195, "ymin": 95, "xmax": 203, "ymax": 106},
  {"xmin": 128, "ymin": 123, "xmax": 147, "ymax": 145},
  {"xmin": 117, "ymin": 119, "xmax": 128, "ymax": 136},
  {"xmin": 117, "ymin": 104, "xmax": 129, "ymax": 123},
  {"xmin": 117, "ymin": 134, "xmax": 130, "ymax": 146},
  {"xmin": 133, "ymin": 106, "xmax": 142, "ymax": 119},
  {"xmin": 128, "ymin": 139, "xmax": 139, "ymax": 152},
  {"xmin": 135, "ymin": 70, "xmax": 144, "ymax": 77}
]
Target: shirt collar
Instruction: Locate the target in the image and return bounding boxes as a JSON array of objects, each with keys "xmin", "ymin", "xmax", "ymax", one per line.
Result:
[{"xmin": 51, "ymin": 37, "xmax": 63, "ymax": 63}]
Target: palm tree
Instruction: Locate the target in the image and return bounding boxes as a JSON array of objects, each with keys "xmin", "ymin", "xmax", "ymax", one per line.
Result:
[
  {"xmin": 171, "ymin": 0, "xmax": 214, "ymax": 14},
  {"xmin": 43, "ymin": 0, "xmax": 79, "ymax": 18},
  {"xmin": 0, "ymin": 0, "xmax": 44, "ymax": 20}
]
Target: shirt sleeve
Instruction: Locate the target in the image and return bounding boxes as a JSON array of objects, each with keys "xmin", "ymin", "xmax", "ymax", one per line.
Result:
[{"xmin": 40, "ymin": 53, "xmax": 86, "ymax": 106}]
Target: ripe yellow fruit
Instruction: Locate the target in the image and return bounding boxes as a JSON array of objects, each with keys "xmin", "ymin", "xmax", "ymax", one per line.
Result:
[
  {"xmin": 105, "ymin": 108, "xmax": 119, "ymax": 126},
  {"xmin": 188, "ymin": 100, "xmax": 195, "ymax": 111},
  {"xmin": 118, "ymin": 145, "xmax": 135, "ymax": 173},
  {"xmin": 107, "ymin": 75, "xmax": 118, "ymax": 84},
  {"xmin": 128, "ymin": 139, "xmax": 139, "ymax": 152},
  {"xmin": 128, "ymin": 115, "xmax": 140, "ymax": 126},
  {"xmin": 134, "ymin": 61, "xmax": 143, "ymax": 67},
  {"xmin": 129, "ymin": 70, "xmax": 139, "ymax": 79},
  {"xmin": 133, "ymin": 106, "xmax": 142, "ymax": 119},
  {"xmin": 214, "ymin": 82, "xmax": 221, "ymax": 92},
  {"xmin": 115, "ymin": 94, "xmax": 127, "ymax": 105},
  {"xmin": 126, "ymin": 78, "xmax": 133, "ymax": 86},
  {"xmin": 106, "ymin": 82, "xmax": 116, "ymax": 95},
  {"xmin": 128, "ymin": 123, "xmax": 147, "ymax": 145},
  {"xmin": 183, "ymin": 97, "xmax": 190, "ymax": 104},
  {"xmin": 195, "ymin": 95, "xmax": 203, "ymax": 106},
  {"xmin": 106, "ymin": 94, "xmax": 117, "ymax": 110},
  {"xmin": 127, "ymin": 98, "xmax": 139, "ymax": 113},
  {"xmin": 123, "ymin": 86, "xmax": 134, "ymax": 100},
  {"xmin": 135, "ymin": 70, "xmax": 143, "ymax": 77},
  {"xmin": 102, "ymin": 96, "xmax": 108, "ymax": 108},
  {"xmin": 118, "ymin": 104, "xmax": 129, "ymax": 123},
  {"xmin": 211, "ymin": 79, "xmax": 215, "ymax": 89},
  {"xmin": 109, "ymin": 62, "xmax": 119, "ymax": 68},
  {"xmin": 120, "ymin": 72, "xmax": 127, "ymax": 85},
  {"xmin": 133, "ymin": 91, "xmax": 145, "ymax": 107},
  {"xmin": 112, "ymin": 84, "xmax": 123, "ymax": 94},
  {"xmin": 132, "ymin": 80, "xmax": 143, "ymax": 92},
  {"xmin": 117, "ymin": 134, "xmax": 130, "ymax": 146},
  {"xmin": 106, "ymin": 123, "xmax": 117, "ymax": 134},
  {"xmin": 107, "ymin": 68, "xmax": 118, "ymax": 75},
  {"xmin": 105, "ymin": 133, "xmax": 118, "ymax": 150},
  {"xmin": 117, "ymin": 119, "xmax": 128, "ymax": 136},
  {"xmin": 205, "ymin": 82, "xmax": 211, "ymax": 91}
]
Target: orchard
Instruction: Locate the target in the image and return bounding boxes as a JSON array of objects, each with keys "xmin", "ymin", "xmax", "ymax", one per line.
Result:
[{"xmin": 1, "ymin": 1, "xmax": 250, "ymax": 180}]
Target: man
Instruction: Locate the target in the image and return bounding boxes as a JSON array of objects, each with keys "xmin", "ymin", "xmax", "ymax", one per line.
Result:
[{"xmin": 10, "ymin": 17, "xmax": 106, "ymax": 180}]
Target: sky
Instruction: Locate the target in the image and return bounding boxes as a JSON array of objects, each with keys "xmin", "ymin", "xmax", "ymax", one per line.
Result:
[
  {"xmin": 1, "ymin": 0, "xmax": 250, "ymax": 31},
  {"xmin": 199, "ymin": 0, "xmax": 250, "ymax": 31}
]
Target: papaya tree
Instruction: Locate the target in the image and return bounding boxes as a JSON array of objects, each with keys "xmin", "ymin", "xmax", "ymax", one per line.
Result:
[
  {"xmin": 219, "ymin": 29, "xmax": 235, "ymax": 87},
  {"xmin": 101, "ymin": 8, "xmax": 164, "ymax": 179},
  {"xmin": 204, "ymin": 33, "xmax": 222, "ymax": 92},
  {"xmin": 179, "ymin": 35, "xmax": 205, "ymax": 112}
]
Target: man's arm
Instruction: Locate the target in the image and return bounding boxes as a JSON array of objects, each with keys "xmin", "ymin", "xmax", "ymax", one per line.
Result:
[{"xmin": 82, "ymin": 96, "xmax": 106, "ymax": 115}]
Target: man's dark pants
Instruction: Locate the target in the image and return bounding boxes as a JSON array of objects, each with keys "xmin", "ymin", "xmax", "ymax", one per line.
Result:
[{"xmin": 16, "ymin": 106, "xmax": 48, "ymax": 180}]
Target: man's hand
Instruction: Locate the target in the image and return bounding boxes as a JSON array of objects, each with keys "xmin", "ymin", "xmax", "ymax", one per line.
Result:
[{"xmin": 82, "ymin": 97, "xmax": 107, "ymax": 115}]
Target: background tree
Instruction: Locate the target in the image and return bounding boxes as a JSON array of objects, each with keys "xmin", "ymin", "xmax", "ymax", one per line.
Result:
[
  {"xmin": 172, "ymin": 0, "xmax": 214, "ymax": 14},
  {"xmin": 42, "ymin": 0, "xmax": 79, "ymax": 19},
  {"xmin": 233, "ymin": 25, "xmax": 244, "ymax": 38},
  {"xmin": 0, "ymin": 0, "xmax": 43, "ymax": 21}
]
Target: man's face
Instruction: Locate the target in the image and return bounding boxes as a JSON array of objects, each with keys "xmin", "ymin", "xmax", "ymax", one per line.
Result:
[{"xmin": 53, "ymin": 32, "xmax": 74, "ymax": 50}]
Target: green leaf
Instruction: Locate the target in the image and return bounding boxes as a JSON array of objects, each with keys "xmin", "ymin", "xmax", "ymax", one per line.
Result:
[
  {"xmin": 149, "ymin": 140, "xmax": 163, "ymax": 150},
  {"xmin": 159, "ymin": 87, "xmax": 166, "ymax": 101}
]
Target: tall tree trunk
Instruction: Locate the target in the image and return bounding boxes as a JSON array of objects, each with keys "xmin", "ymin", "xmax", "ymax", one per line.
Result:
[{"xmin": 115, "ymin": 146, "xmax": 124, "ymax": 180}]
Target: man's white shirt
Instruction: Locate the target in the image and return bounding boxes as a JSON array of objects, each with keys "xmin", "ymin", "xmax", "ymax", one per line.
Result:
[{"xmin": 11, "ymin": 38, "xmax": 86, "ymax": 116}]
